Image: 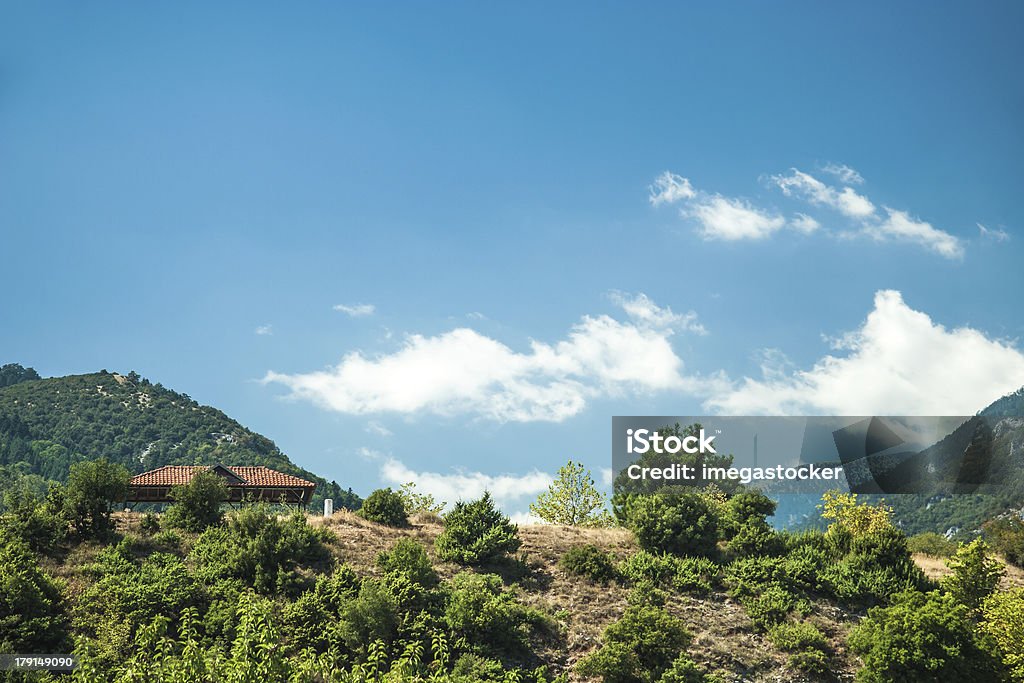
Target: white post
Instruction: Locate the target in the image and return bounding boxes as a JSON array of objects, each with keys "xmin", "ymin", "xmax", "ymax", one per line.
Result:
[{"xmin": 324, "ymin": 498, "xmax": 334, "ymax": 517}]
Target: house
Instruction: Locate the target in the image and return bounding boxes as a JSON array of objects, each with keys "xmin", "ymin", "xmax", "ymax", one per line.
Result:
[{"xmin": 126, "ymin": 464, "xmax": 316, "ymax": 507}]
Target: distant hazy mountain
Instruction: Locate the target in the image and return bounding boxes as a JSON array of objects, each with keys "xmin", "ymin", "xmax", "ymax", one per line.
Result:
[{"xmin": 0, "ymin": 364, "xmax": 360, "ymax": 510}]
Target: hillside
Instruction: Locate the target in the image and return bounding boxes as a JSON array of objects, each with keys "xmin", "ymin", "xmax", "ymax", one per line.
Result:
[
  {"xmin": 0, "ymin": 365, "xmax": 359, "ymax": 509},
  {"xmin": 881, "ymin": 388, "xmax": 1024, "ymax": 537}
]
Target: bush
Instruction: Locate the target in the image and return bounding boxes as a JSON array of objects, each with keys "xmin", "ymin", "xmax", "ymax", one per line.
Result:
[
  {"xmin": 741, "ymin": 583, "xmax": 796, "ymax": 631},
  {"xmin": 377, "ymin": 538, "xmax": 438, "ymax": 587},
  {"xmin": 907, "ymin": 531, "xmax": 957, "ymax": 557},
  {"xmin": 435, "ymin": 492, "xmax": 521, "ymax": 565},
  {"xmin": 189, "ymin": 506, "xmax": 331, "ymax": 595},
  {"xmin": 984, "ymin": 517, "xmax": 1024, "ymax": 567},
  {"xmin": 848, "ymin": 589, "xmax": 1003, "ymax": 683},
  {"xmin": 0, "ymin": 529, "xmax": 70, "ymax": 654},
  {"xmin": 576, "ymin": 605, "xmax": 693, "ymax": 683},
  {"xmin": 768, "ymin": 622, "xmax": 830, "ymax": 675},
  {"xmin": 724, "ymin": 556, "xmax": 788, "ymax": 598},
  {"xmin": 163, "ymin": 470, "xmax": 228, "ymax": 532},
  {"xmin": 658, "ymin": 654, "xmax": 708, "ymax": 683},
  {"xmin": 672, "ymin": 557, "xmax": 719, "ymax": 594},
  {"xmin": 139, "ymin": 512, "xmax": 160, "ymax": 535},
  {"xmin": 444, "ymin": 572, "xmax": 544, "ymax": 657},
  {"xmin": 980, "ymin": 587, "xmax": 1024, "ymax": 682},
  {"xmin": 726, "ymin": 519, "xmax": 784, "ymax": 558},
  {"xmin": 559, "ymin": 544, "xmax": 617, "ymax": 583},
  {"xmin": 625, "ymin": 493, "xmax": 718, "ymax": 558},
  {"xmin": 359, "ymin": 488, "xmax": 409, "ymax": 527},
  {"xmin": 941, "ymin": 538, "xmax": 1004, "ymax": 612}
]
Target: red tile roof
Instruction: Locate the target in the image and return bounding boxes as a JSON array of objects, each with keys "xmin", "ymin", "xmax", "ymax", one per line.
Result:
[{"xmin": 130, "ymin": 465, "xmax": 315, "ymax": 489}]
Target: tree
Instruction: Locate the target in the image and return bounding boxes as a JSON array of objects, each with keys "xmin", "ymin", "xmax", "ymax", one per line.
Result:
[
  {"xmin": 848, "ymin": 590, "xmax": 1003, "ymax": 683},
  {"xmin": 942, "ymin": 538, "xmax": 1004, "ymax": 612},
  {"xmin": 530, "ymin": 460, "xmax": 612, "ymax": 527},
  {"xmin": 358, "ymin": 488, "xmax": 408, "ymax": 527},
  {"xmin": 397, "ymin": 481, "xmax": 445, "ymax": 515},
  {"xmin": 624, "ymin": 492, "xmax": 718, "ymax": 558},
  {"xmin": 63, "ymin": 458, "xmax": 130, "ymax": 538},
  {"xmin": 436, "ymin": 492, "xmax": 521, "ymax": 565},
  {"xmin": 981, "ymin": 587, "xmax": 1024, "ymax": 682},
  {"xmin": 0, "ymin": 528, "xmax": 71, "ymax": 654},
  {"xmin": 164, "ymin": 469, "xmax": 229, "ymax": 532}
]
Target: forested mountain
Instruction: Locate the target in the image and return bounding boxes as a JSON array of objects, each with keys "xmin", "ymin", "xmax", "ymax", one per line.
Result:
[
  {"xmin": 882, "ymin": 387, "xmax": 1024, "ymax": 537},
  {"xmin": 0, "ymin": 364, "xmax": 359, "ymax": 509}
]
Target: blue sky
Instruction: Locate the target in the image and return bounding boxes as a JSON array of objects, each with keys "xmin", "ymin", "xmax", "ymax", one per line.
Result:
[{"xmin": 2, "ymin": 2, "xmax": 1023, "ymax": 518}]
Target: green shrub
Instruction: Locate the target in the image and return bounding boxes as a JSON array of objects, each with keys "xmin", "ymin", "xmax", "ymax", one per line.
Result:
[
  {"xmin": 821, "ymin": 525, "xmax": 930, "ymax": 606},
  {"xmin": 848, "ymin": 589, "xmax": 1003, "ymax": 683},
  {"xmin": 163, "ymin": 470, "xmax": 228, "ymax": 532},
  {"xmin": 907, "ymin": 531, "xmax": 957, "ymax": 557},
  {"xmin": 0, "ymin": 528, "xmax": 70, "ymax": 654},
  {"xmin": 658, "ymin": 653, "xmax": 708, "ymax": 683},
  {"xmin": 724, "ymin": 556, "xmax": 788, "ymax": 598},
  {"xmin": 672, "ymin": 557, "xmax": 719, "ymax": 594},
  {"xmin": 722, "ymin": 491, "xmax": 777, "ymax": 539},
  {"xmin": 741, "ymin": 583, "xmax": 796, "ymax": 631},
  {"xmin": 980, "ymin": 587, "xmax": 1024, "ymax": 682},
  {"xmin": 576, "ymin": 605, "xmax": 693, "ymax": 683},
  {"xmin": 139, "ymin": 512, "xmax": 160, "ymax": 535},
  {"xmin": 941, "ymin": 538, "xmax": 1004, "ymax": 612},
  {"xmin": 625, "ymin": 493, "xmax": 718, "ymax": 558},
  {"xmin": 726, "ymin": 519, "xmax": 784, "ymax": 558},
  {"xmin": 767, "ymin": 621, "xmax": 827, "ymax": 651},
  {"xmin": 377, "ymin": 538, "xmax": 438, "ymax": 587},
  {"xmin": 782, "ymin": 543, "xmax": 828, "ymax": 593},
  {"xmin": 444, "ymin": 572, "xmax": 544, "ymax": 657},
  {"xmin": 358, "ymin": 488, "xmax": 409, "ymax": 527},
  {"xmin": 619, "ymin": 550, "xmax": 678, "ymax": 585},
  {"xmin": 189, "ymin": 506, "xmax": 331, "ymax": 595},
  {"xmin": 75, "ymin": 542, "xmax": 201, "ymax": 662},
  {"xmin": 559, "ymin": 544, "xmax": 617, "ymax": 583},
  {"xmin": 435, "ymin": 492, "xmax": 521, "ymax": 565},
  {"xmin": 984, "ymin": 517, "xmax": 1024, "ymax": 568}
]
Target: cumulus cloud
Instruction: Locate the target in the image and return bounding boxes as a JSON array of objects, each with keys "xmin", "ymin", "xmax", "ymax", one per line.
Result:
[
  {"xmin": 706, "ymin": 290, "xmax": 1024, "ymax": 415},
  {"xmin": 334, "ymin": 303, "xmax": 376, "ymax": 317},
  {"xmin": 821, "ymin": 162, "xmax": 865, "ymax": 185},
  {"xmin": 264, "ymin": 293, "xmax": 702, "ymax": 422},
  {"xmin": 978, "ymin": 223, "xmax": 1010, "ymax": 242},
  {"xmin": 771, "ymin": 169, "xmax": 876, "ymax": 218},
  {"xmin": 865, "ymin": 209, "xmax": 964, "ymax": 259},
  {"xmin": 649, "ymin": 171, "xmax": 695, "ymax": 206},
  {"xmin": 379, "ymin": 457, "xmax": 553, "ymax": 507},
  {"xmin": 790, "ymin": 213, "xmax": 821, "ymax": 234},
  {"xmin": 687, "ymin": 195, "xmax": 786, "ymax": 241},
  {"xmin": 611, "ymin": 291, "xmax": 707, "ymax": 334}
]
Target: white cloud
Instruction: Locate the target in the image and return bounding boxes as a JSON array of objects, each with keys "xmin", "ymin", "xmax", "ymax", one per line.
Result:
[
  {"xmin": 978, "ymin": 223, "xmax": 1010, "ymax": 242},
  {"xmin": 687, "ymin": 195, "xmax": 786, "ymax": 241},
  {"xmin": 334, "ymin": 303, "xmax": 376, "ymax": 317},
  {"xmin": 255, "ymin": 325, "xmax": 273, "ymax": 336},
  {"xmin": 771, "ymin": 169, "xmax": 876, "ymax": 218},
  {"xmin": 365, "ymin": 421, "xmax": 393, "ymax": 437},
  {"xmin": 600, "ymin": 467, "xmax": 614, "ymax": 487},
  {"xmin": 821, "ymin": 163, "xmax": 865, "ymax": 185},
  {"xmin": 264, "ymin": 293, "xmax": 701, "ymax": 422},
  {"xmin": 611, "ymin": 292, "xmax": 707, "ymax": 335},
  {"xmin": 379, "ymin": 457, "xmax": 553, "ymax": 508},
  {"xmin": 790, "ymin": 213, "xmax": 821, "ymax": 234},
  {"xmin": 866, "ymin": 208, "xmax": 963, "ymax": 260},
  {"xmin": 707, "ymin": 290, "xmax": 1024, "ymax": 415},
  {"xmin": 649, "ymin": 171, "xmax": 695, "ymax": 206}
]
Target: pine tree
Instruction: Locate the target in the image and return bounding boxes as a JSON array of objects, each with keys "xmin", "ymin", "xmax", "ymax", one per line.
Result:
[{"xmin": 530, "ymin": 460, "xmax": 613, "ymax": 527}]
